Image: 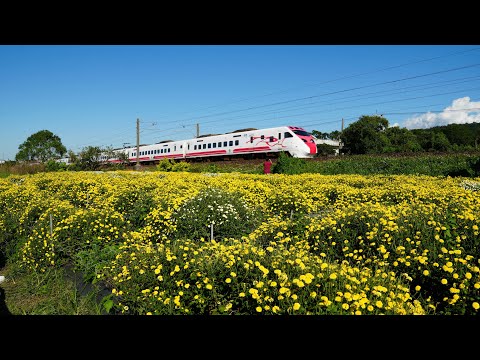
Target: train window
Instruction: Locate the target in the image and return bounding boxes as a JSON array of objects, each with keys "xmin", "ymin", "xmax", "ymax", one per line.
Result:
[
  {"xmin": 278, "ymin": 133, "xmax": 282, "ymax": 140},
  {"xmin": 194, "ymin": 145, "xmax": 197, "ymax": 150},
  {"xmin": 284, "ymin": 132, "xmax": 293, "ymax": 138},
  {"xmin": 261, "ymin": 135, "xmax": 265, "ymax": 139},
  {"xmin": 229, "ymin": 140, "xmax": 233, "ymax": 146},
  {"xmin": 224, "ymin": 141, "xmax": 227, "ymax": 147},
  {"xmin": 270, "ymin": 136, "xmax": 274, "ymax": 142},
  {"xmin": 180, "ymin": 145, "xmax": 183, "ymax": 149},
  {"xmin": 203, "ymin": 144, "xmax": 206, "ymax": 149},
  {"xmin": 188, "ymin": 144, "xmax": 190, "ymax": 150},
  {"xmin": 250, "ymin": 137, "xmax": 254, "ymax": 143},
  {"xmin": 174, "ymin": 146, "xmax": 176, "ymax": 151},
  {"xmin": 168, "ymin": 148, "xmax": 171, "ymax": 153},
  {"xmin": 235, "ymin": 140, "xmax": 239, "ymax": 146},
  {"xmin": 208, "ymin": 143, "xmax": 211, "ymax": 149},
  {"xmin": 218, "ymin": 142, "xmax": 222, "ymax": 147},
  {"xmin": 213, "ymin": 143, "xmax": 216, "ymax": 148},
  {"xmin": 233, "ymin": 135, "xmax": 240, "ymax": 137}
]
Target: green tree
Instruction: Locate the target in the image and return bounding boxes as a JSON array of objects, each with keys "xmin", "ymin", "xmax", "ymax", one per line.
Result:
[
  {"xmin": 432, "ymin": 131, "xmax": 451, "ymax": 152},
  {"xmin": 102, "ymin": 146, "xmax": 129, "ymax": 164},
  {"xmin": 312, "ymin": 130, "xmax": 327, "ymax": 139},
  {"xmin": 67, "ymin": 149, "xmax": 78, "ymax": 164},
  {"xmin": 15, "ymin": 130, "xmax": 67, "ymax": 162},
  {"xmin": 329, "ymin": 130, "xmax": 341, "ymax": 140},
  {"xmin": 77, "ymin": 146, "xmax": 102, "ymax": 170},
  {"xmin": 316, "ymin": 143, "xmax": 337, "ymax": 156},
  {"xmin": 411, "ymin": 129, "xmax": 433, "ymax": 151},
  {"xmin": 412, "ymin": 129, "xmax": 451, "ymax": 152},
  {"xmin": 340, "ymin": 115, "xmax": 390, "ymax": 154},
  {"xmin": 384, "ymin": 126, "xmax": 422, "ymax": 153}
]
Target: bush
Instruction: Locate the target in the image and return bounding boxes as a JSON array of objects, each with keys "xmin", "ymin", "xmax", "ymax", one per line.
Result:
[
  {"xmin": 272, "ymin": 152, "xmax": 308, "ymax": 174},
  {"xmin": 156, "ymin": 159, "xmax": 191, "ymax": 172},
  {"xmin": 45, "ymin": 160, "xmax": 68, "ymax": 172},
  {"xmin": 172, "ymin": 187, "xmax": 261, "ymax": 240}
]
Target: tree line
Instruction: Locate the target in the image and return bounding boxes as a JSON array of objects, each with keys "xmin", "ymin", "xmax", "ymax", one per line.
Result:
[
  {"xmin": 12, "ymin": 130, "xmax": 127, "ymax": 171},
  {"xmin": 9, "ymin": 117, "xmax": 480, "ymax": 170},
  {"xmin": 313, "ymin": 115, "xmax": 480, "ymax": 155}
]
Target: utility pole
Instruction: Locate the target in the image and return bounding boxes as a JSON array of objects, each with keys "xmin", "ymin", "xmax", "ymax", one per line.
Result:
[
  {"xmin": 339, "ymin": 118, "xmax": 344, "ymax": 153},
  {"xmin": 196, "ymin": 123, "xmax": 200, "ymax": 138},
  {"xmin": 135, "ymin": 118, "xmax": 141, "ymax": 170}
]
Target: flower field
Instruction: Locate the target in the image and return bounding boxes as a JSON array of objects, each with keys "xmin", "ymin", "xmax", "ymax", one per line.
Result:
[{"xmin": 1, "ymin": 171, "xmax": 479, "ymax": 315}]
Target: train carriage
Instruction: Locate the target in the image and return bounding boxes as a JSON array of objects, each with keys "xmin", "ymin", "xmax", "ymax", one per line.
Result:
[{"xmin": 103, "ymin": 125, "xmax": 316, "ymax": 164}]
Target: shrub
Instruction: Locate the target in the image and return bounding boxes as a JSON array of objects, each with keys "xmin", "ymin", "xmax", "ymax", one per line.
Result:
[
  {"xmin": 172, "ymin": 187, "xmax": 261, "ymax": 240},
  {"xmin": 272, "ymin": 152, "xmax": 308, "ymax": 174},
  {"xmin": 45, "ymin": 160, "xmax": 68, "ymax": 172},
  {"xmin": 156, "ymin": 159, "xmax": 191, "ymax": 172}
]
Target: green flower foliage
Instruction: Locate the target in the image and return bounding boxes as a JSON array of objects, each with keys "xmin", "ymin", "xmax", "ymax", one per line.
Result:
[{"xmin": 156, "ymin": 159, "xmax": 191, "ymax": 172}]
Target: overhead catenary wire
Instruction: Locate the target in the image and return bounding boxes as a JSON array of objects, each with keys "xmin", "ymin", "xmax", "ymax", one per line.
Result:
[
  {"xmin": 140, "ymin": 63, "xmax": 480, "ymax": 142},
  {"xmin": 146, "ymin": 46, "xmax": 480, "ymax": 123},
  {"xmin": 68, "ymin": 50, "xmax": 480, "ymax": 152}
]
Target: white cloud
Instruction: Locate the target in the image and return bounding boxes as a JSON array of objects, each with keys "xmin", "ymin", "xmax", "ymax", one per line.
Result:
[{"xmin": 403, "ymin": 97, "xmax": 480, "ymax": 129}]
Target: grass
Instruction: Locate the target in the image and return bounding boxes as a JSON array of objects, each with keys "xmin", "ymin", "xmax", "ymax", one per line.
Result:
[{"xmin": 1, "ymin": 263, "xmax": 110, "ymax": 315}]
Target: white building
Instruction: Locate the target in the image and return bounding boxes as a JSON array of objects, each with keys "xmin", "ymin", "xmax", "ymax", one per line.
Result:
[{"xmin": 314, "ymin": 139, "xmax": 341, "ymax": 155}]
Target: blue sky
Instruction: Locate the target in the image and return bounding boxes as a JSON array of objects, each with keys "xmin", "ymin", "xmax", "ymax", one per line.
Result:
[{"xmin": 1, "ymin": 45, "xmax": 479, "ymax": 160}]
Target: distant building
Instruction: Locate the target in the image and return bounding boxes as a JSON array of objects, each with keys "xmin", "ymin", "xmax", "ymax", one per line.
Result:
[
  {"xmin": 56, "ymin": 157, "xmax": 72, "ymax": 165},
  {"xmin": 314, "ymin": 139, "xmax": 341, "ymax": 155},
  {"xmin": 0, "ymin": 160, "xmax": 5, "ymax": 164}
]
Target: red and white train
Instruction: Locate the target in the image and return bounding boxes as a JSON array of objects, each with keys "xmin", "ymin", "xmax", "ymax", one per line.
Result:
[{"xmin": 101, "ymin": 125, "xmax": 317, "ymax": 164}]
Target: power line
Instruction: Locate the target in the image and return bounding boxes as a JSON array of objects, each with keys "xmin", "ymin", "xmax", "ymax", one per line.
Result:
[
  {"xmin": 299, "ymin": 105, "xmax": 480, "ymax": 131},
  {"xmin": 147, "ymin": 46, "xmax": 480, "ymax": 122},
  {"xmin": 145, "ymin": 84, "xmax": 480, "ymax": 140},
  {"xmin": 146, "ymin": 63, "xmax": 480, "ymax": 136}
]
